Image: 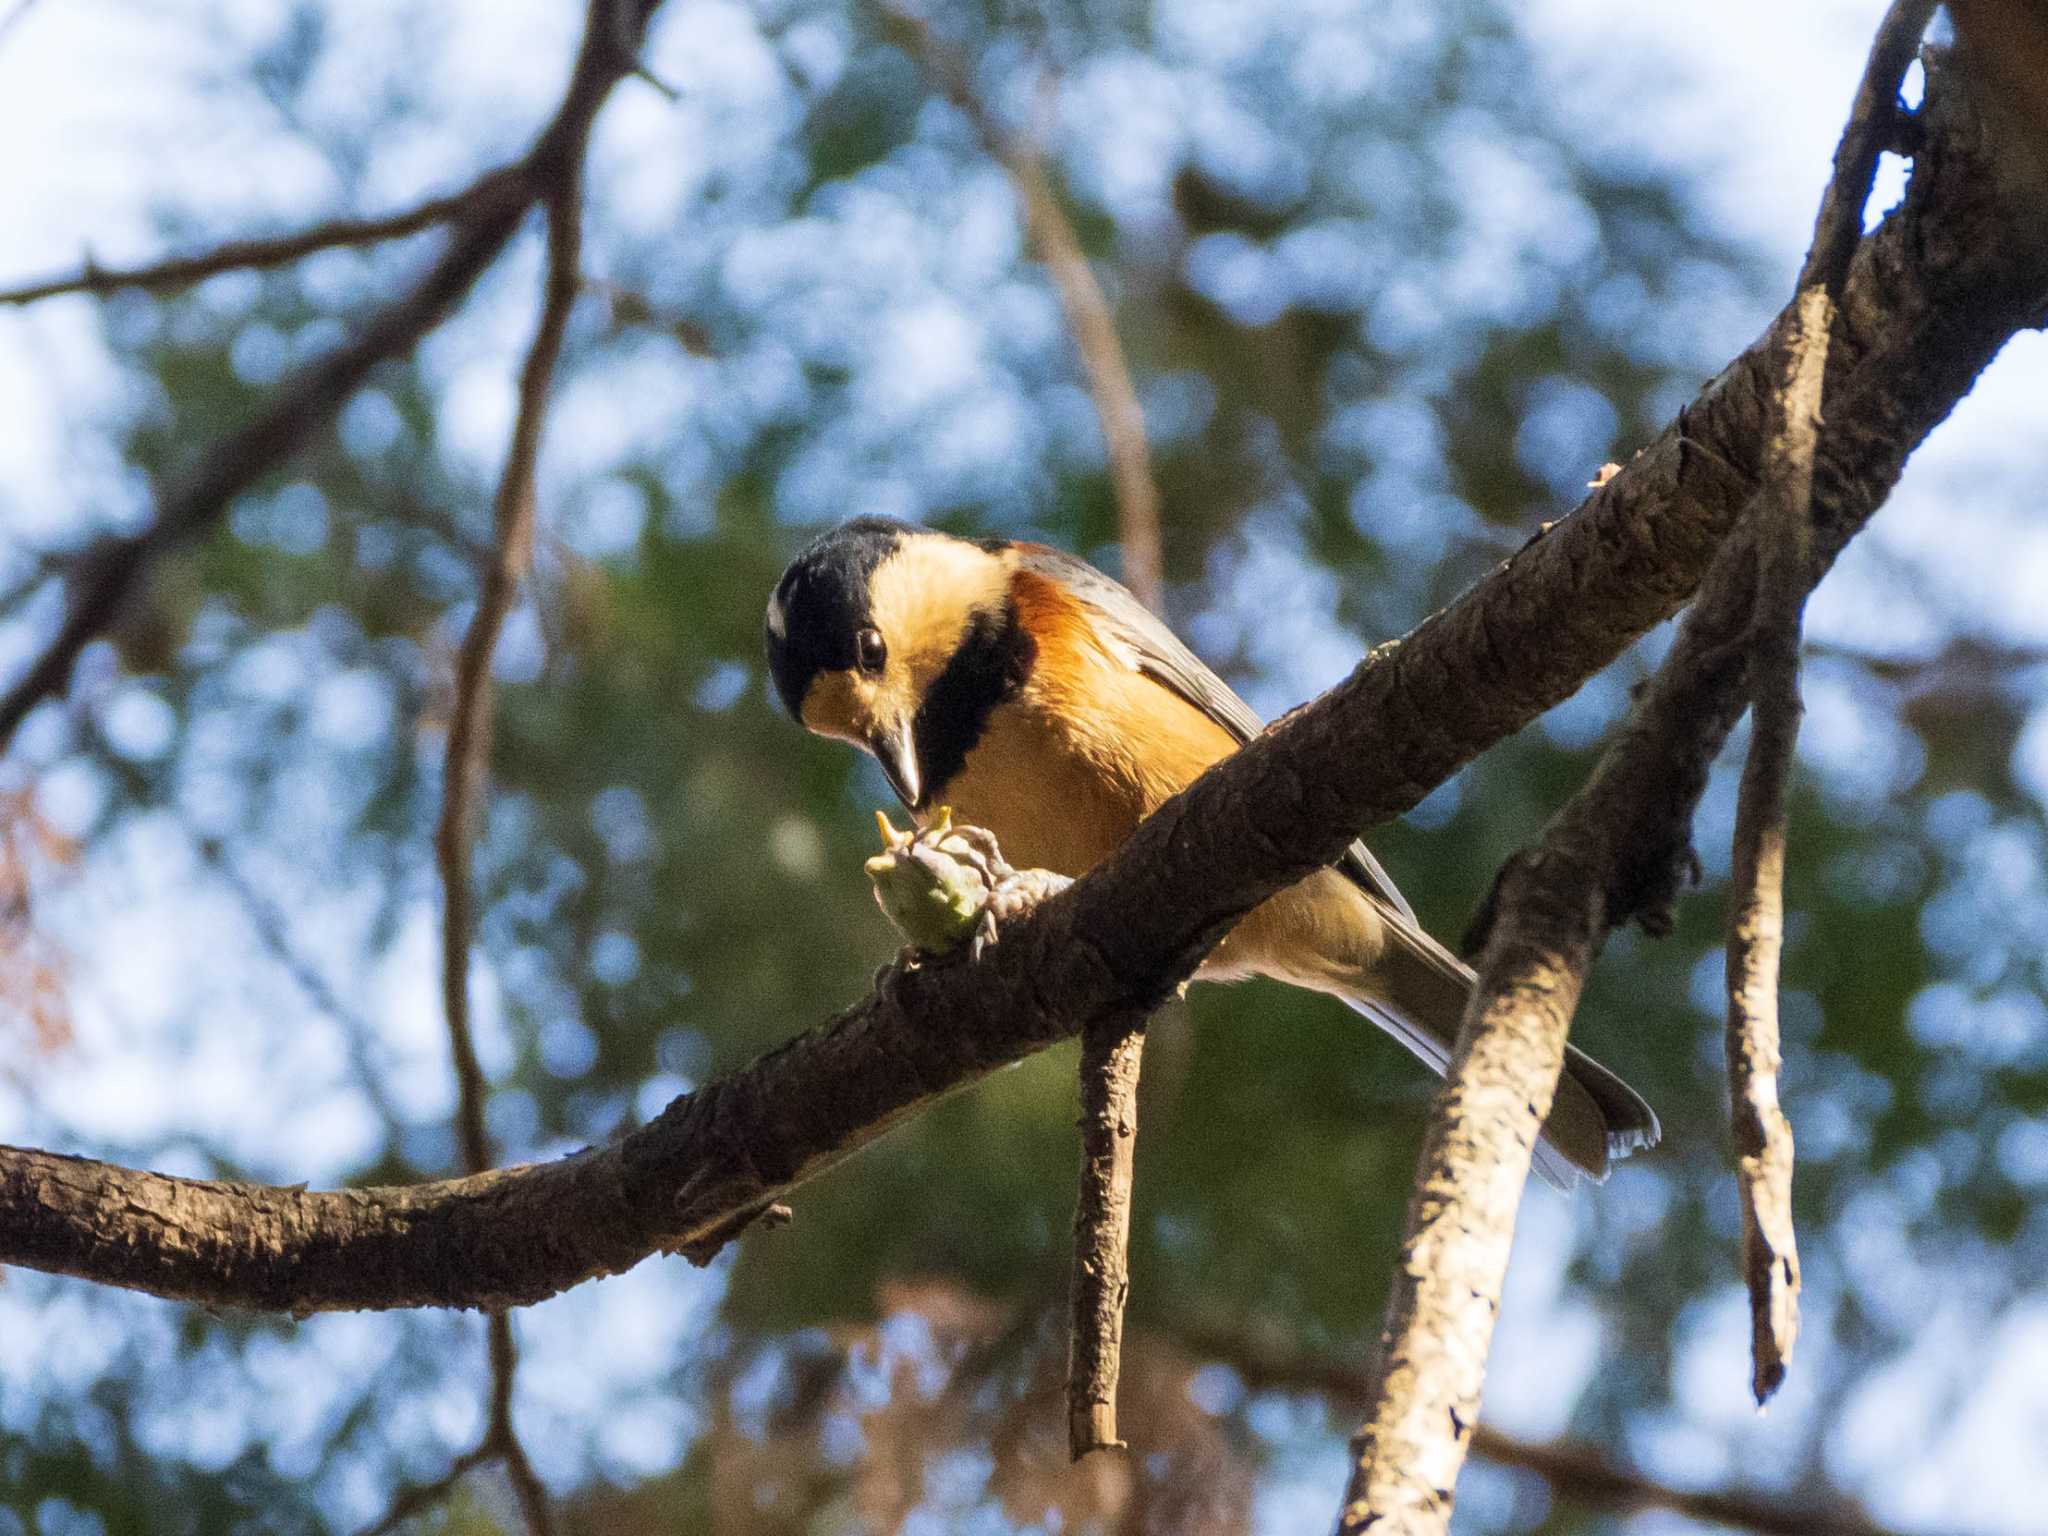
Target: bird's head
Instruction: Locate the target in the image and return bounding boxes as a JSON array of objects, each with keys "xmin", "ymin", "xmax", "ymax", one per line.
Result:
[{"xmin": 765, "ymin": 517, "xmax": 1016, "ymax": 811}]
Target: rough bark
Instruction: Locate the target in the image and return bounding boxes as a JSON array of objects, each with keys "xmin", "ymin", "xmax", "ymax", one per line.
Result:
[
  {"xmin": 1334, "ymin": 48, "xmax": 2048, "ymax": 1535},
  {"xmin": 1724, "ymin": 0, "xmax": 1936, "ymax": 1401},
  {"xmin": 0, "ymin": 64, "xmax": 2043, "ymax": 1314},
  {"xmin": 1067, "ymin": 1020, "xmax": 1145, "ymax": 1459}
]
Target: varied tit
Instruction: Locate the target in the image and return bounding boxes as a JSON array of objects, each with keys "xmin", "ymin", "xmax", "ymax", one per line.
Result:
[{"xmin": 764, "ymin": 517, "xmax": 1658, "ymax": 1187}]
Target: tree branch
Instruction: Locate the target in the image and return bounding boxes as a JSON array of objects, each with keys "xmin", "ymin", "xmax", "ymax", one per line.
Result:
[
  {"xmin": 1067, "ymin": 1018, "xmax": 1144, "ymax": 1460},
  {"xmin": 435, "ymin": 168, "xmax": 585, "ymax": 1177},
  {"xmin": 1336, "ymin": 12, "xmax": 1985, "ymax": 1529},
  {"xmin": 0, "ymin": 0, "xmax": 668, "ymax": 757},
  {"xmin": 0, "ymin": 66, "xmax": 2040, "ymax": 1314},
  {"xmin": 489, "ymin": 1311, "xmax": 557, "ymax": 1536},
  {"xmin": 354, "ymin": 1444, "xmax": 498, "ymax": 1536},
  {"xmin": 0, "ymin": 177, "xmax": 513, "ymax": 307},
  {"xmin": 893, "ymin": 15, "xmax": 1166, "ymax": 615},
  {"xmin": 419, "ymin": 112, "xmax": 588, "ymax": 1536},
  {"xmin": 1725, "ymin": 0, "xmax": 1933, "ymax": 1404},
  {"xmin": 1192, "ymin": 1329, "xmax": 1943, "ymax": 1536}
]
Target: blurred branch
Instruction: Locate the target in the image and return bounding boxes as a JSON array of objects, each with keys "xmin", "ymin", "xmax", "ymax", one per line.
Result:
[
  {"xmin": 0, "ymin": 550, "xmax": 66, "ymax": 625},
  {"xmin": 1067, "ymin": 1018, "xmax": 1144, "ymax": 1460},
  {"xmin": 435, "ymin": 167, "xmax": 585, "ymax": 1178},
  {"xmin": 1335, "ymin": 7, "xmax": 1952, "ymax": 1527},
  {"xmin": 894, "ymin": 15, "xmax": 1166, "ymax": 614},
  {"xmin": 1725, "ymin": 0, "xmax": 1931, "ymax": 1408},
  {"xmin": 187, "ymin": 830, "xmax": 406, "ymax": 1136},
  {"xmin": 489, "ymin": 1313, "xmax": 556, "ymax": 1536},
  {"xmin": 419, "ymin": 96, "xmax": 589, "ymax": 1536},
  {"xmin": 348, "ymin": 1320, "xmax": 555, "ymax": 1536},
  {"xmin": 585, "ymin": 277, "xmax": 716, "ymax": 354},
  {"xmin": 355, "ymin": 1445, "xmax": 497, "ymax": 1536},
  {"xmin": 1811, "ymin": 633, "xmax": 2048, "ymax": 690},
  {"xmin": 1190, "ymin": 1329, "xmax": 1938, "ymax": 1536},
  {"xmin": 0, "ymin": 176, "xmax": 516, "ymax": 307},
  {"xmin": 0, "ymin": 62, "xmax": 2042, "ymax": 1313},
  {"xmin": 0, "ymin": 0, "xmax": 41, "ymax": 54},
  {"xmin": 0, "ymin": 0, "xmax": 671, "ymax": 757}
]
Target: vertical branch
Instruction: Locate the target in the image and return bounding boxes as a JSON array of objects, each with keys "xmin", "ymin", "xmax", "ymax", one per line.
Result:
[
  {"xmin": 890, "ymin": 13, "xmax": 1165, "ymax": 1459},
  {"xmin": 1724, "ymin": 286, "xmax": 1821, "ymax": 1407},
  {"xmin": 490, "ymin": 1312, "xmax": 558, "ymax": 1536},
  {"xmin": 891, "ymin": 15, "xmax": 1166, "ymax": 614},
  {"xmin": 1010, "ymin": 153, "xmax": 1165, "ymax": 615},
  {"xmin": 416, "ymin": 159, "xmax": 585, "ymax": 1536},
  {"xmin": 1725, "ymin": 0, "xmax": 1933, "ymax": 1403},
  {"xmin": 1067, "ymin": 1018, "xmax": 1145, "ymax": 1459},
  {"xmin": 433, "ymin": 169, "xmax": 585, "ymax": 1175}
]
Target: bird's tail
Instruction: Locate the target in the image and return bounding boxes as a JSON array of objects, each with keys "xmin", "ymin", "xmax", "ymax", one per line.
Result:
[{"xmin": 1340, "ymin": 919, "xmax": 1660, "ymax": 1191}]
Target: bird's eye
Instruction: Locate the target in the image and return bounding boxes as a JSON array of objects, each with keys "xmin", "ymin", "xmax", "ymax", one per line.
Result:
[{"xmin": 855, "ymin": 627, "xmax": 887, "ymax": 674}]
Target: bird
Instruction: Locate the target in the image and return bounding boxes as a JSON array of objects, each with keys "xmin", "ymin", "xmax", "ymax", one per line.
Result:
[{"xmin": 763, "ymin": 516, "xmax": 1658, "ymax": 1187}]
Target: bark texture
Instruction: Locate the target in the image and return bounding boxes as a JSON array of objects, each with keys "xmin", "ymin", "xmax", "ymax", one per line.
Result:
[
  {"xmin": 1, "ymin": 64, "xmax": 2044, "ymax": 1315},
  {"xmin": 1067, "ymin": 1020, "xmax": 1145, "ymax": 1459},
  {"xmin": 1333, "ymin": 52, "xmax": 2048, "ymax": 1536}
]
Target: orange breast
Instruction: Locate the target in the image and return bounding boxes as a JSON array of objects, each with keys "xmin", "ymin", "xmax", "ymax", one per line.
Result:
[{"xmin": 930, "ymin": 573, "xmax": 1240, "ymax": 876}]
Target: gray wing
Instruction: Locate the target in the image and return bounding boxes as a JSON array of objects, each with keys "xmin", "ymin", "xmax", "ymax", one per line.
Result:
[{"xmin": 1012, "ymin": 543, "xmax": 1418, "ymax": 925}]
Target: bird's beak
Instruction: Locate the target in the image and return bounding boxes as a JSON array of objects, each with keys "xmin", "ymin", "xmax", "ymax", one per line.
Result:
[{"xmin": 869, "ymin": 717, "xmax": 923, "ymax": 811}]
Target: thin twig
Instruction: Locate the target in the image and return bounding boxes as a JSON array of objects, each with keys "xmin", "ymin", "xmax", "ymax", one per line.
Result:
[
  {"xmin": 1066, "ymin": 1018, "xmax": 1145, "ymax": 1460},
  {"xmin": 0, "ymin": 0, "xmax": 667, "ymax": 757},
  {"xmin": 0, "ymin": 0, "xmax": 42, "ymax": 54},
  {"xmin": 425, "ymin": 147, "xmax": 585, "ymax": 1536},
  {"xmin": 1725, "ymin": 285, "xmax": 1820, "ymax": 1406},
  {"xmin": 490, "ymin": 1312, "xmax": 559, "ymax": 1536},
  {"xmin": 353, "ymin": 1444, "xmax": 498, "ymax": 1536},
  {"xmin": 188, "ymin": 830, "xmax": 406, "ymax": 1135},
  {"xmin": 0, "ymin": 175, "xmax": 512, "ymax": 307},
  {"xmin": 434, "ymin": 169, "xmax": 584, "ymax": 1175},
  {"xmin": 1724, "ymin": 0, "xmax": 1934, "ymax": 1406},
  {"xmin": 892, "ymin": 15, "xmax": 1165, "ymax": 614},
  {"xmin": 347, "ymin": 1326, "xmax": 556, "ymax": 1536},
  {"xmin": 1806, "ymin": 0, "xmax": 1941, "ymax": 291}
]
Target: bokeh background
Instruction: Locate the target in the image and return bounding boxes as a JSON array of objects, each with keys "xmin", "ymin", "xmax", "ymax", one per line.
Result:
[{"xmin": 3, "ymin": 0, "xmax": 2047, "ymax": 1532}]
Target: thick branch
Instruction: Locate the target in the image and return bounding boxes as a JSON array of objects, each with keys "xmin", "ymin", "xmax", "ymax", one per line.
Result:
[
  {"xmin": 1067, "ymin": 1019, "xmax": 1144, "ymax": 1459},
  {"xmin": 0, "ymin": 70, "xmax": 2041, "ymax": 1312},
  {"xmin": 1336, "ymin": 31, "xmax": 2025, "ymax": 1533},
  {"xmin": 0, "ymin": 0, "xmax": 667, "ymax": 756}
]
